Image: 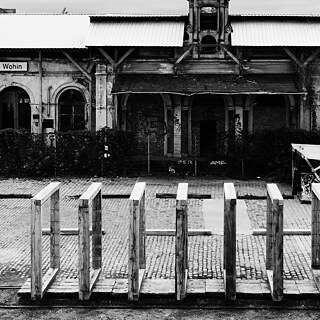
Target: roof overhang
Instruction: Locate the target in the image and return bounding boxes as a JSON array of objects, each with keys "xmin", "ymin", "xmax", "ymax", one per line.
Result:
[
  {"xmin": 85, "ymin": 21, "xmax": 185, "ymax": 47},
  {"xmin": 112, "ymin": 74, "xmax": 306, "ymax": 95}
]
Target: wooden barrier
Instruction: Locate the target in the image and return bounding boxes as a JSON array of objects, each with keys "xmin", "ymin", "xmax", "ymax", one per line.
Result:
[
  {"xmin": 128, "ymin": 182, "xmax": 146, "ymax": 301},
  {"xmin": 266, "ymin": 183, "xmax": 284, "ymax": 301},
  {"xmin": 311, "ymin": 183, "xmax": 320, "ymax": 290},
  {"xmin": 31, "ymin": 182, "xmax": 61, "ymax": 300},
  {"xmin": 223, "ymin": 183, "xmax": 237, "ymax": 300},
  {"xmin": 175, "ymin": 183, "xmax": 188, "ymax": 301},
  {"xmin": 78, "ymin": 183, "xmax": 102, "ymax": 300}
]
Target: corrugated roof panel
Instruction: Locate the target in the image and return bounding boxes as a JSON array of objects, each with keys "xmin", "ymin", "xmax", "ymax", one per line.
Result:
[
  {"xmin": 232, "ymin": 20, "xmax": 320, "ymax": 46},
  {"xmin": 0, "ymin": 15, "xmax": 90, "ymax": 49},
  {"xmin": 85, "ymin": 21, "xmax": 185, "ymax": 47}
]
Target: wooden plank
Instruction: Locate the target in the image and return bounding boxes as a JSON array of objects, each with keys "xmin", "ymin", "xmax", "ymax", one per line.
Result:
[
  {"xmin": 92, "ymin": 190, "xmax": 102, "ymax": 270},
  {"xmin": 129, "ymin": 182, "xmax": 146, "ymax": 201},
  {"xmin": 266, "ymin": 269, "xmax": 274, "ymax": 294},
  {"xmin": 33, "ymin": 182, "xmax": 60, "ymax": 203},
  {"xmin": 89, "ymin": 268, "xmax": 101, "ymax": 293},
  {"xmin": 78, "ymin": 198, "xmax": 90, "ymax": 300},
  {"xmin": 79, "ymin": 182, "xmax": 102, "ymax": 204},
  {"xmin": 272, "ymin": 195, "xmax": 284, "ymax": 302},
  {"xmin": 175, "ymin": 183, "xmax": 188, "ymax": 301},
  {"xmin": 42, "ymin": 228, "xmax": 106, "ymax": 235},
  {"xmin": 31, "ymin": 199, "xmax": 42, "ymax": 301},
  {"xmin": 128, "ymin": 189, "xmax": 140, "ymax": 301},
  {"xmin": 145, "ymin": 229, "xmax": 212, "ymax": 236},
  {"xmin": 223, "ymin": 183, "xmax": 237, "ymax": 301},
  {"xmin": 139, "ymin": 191, "xmax": 146, "ymax": 269},
  {"xmin": 311, "ymin": 187, "xmax": 320, "ymax": 269},
  {"xmin": 50, "ymin": 190, "xmax": 60, "ymax": 269},
  {"xmin": 266, "ymin": 190, "xmax": 273, "ymax": 270},
  {"xmin": 253, "ymin": 228, "xmax": 310, "ymax": 235},
  {"xmin": 267, "ymin": 183, "xmax": 284, "ymax": 204},
  {"xmin": 42, "ymin": 268, "xmax": 59, "ymax": 296}
]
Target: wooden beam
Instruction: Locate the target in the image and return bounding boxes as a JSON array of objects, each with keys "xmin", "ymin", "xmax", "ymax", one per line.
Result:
[
  {"xmin": 116, "ymin": 47, "xmax": 136, "ymax": 66},
  {"xmin": 174, "ymin": 45, "xmax": 194, "ymax": 66},
  {"xmin": 266, "ymin": 183, "xmax": 283, "ymax": 302},
  {"xmin": 176, "ymin": 183, "xmax": 188, "ymax": 301},
  {"xmin": 223, "ymin": 183, "xmax": 237, "ymax": 301},
  {"xmin": 283, "ymin": 47, "xmax": 303, "ymax": 68},
  {"xmin": 220, "ymin": 45, "xmax": 241, "ymax": 66},
  {"xmin": 128, "ymin": 182, "xmax": 146, "ymax": 301},
  {"xmin": 98, "ymin": 47, "xmax": 116, "ymax": 67},
  {"xmin": 62, "ymin": 51, "xmax": 92, "ymax": 81},
  {"xmin": 303, "ymin": 48, "xmax": 320, "ymax": 67}
]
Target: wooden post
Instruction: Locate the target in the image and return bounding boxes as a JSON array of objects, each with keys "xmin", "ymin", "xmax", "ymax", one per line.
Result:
[
  {"xmin": 31, "ymin": 198, "xmax": 43, "ymax": 300},
  {"xmin": 312, "ymin": 184, "xmax": 320, "ymax": 269},
  {"xmin": 224, "ymin": 183, "xmax": 237, "ymax": 301},
  {"xmin": 175, "ymin": 183, "xmax": 188, "ymax": 301},
  {"xmin": 92, "ymin": 190, "xmax": 102, "ymax": 270},
  {"xmin": 30, "ymin": 182, "xmax": 61, "ymax": 301},
  {"xmin": 50, "ymin": 189, "xmax": 60, "ymax": 269},
  {"xmin": 78, "ymin": 183, "xmax": 102, "ymax": 300},
  {"xmin": 128, "ymin": 182, "xmax": 146, "ymax": 301},
  {"xmin": 266, "ymin": 183, "xmax": 284, "ymax": 302}
]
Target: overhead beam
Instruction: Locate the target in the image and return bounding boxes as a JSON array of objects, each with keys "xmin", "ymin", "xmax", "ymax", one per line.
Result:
[
  {"xmin": 220, "ymin": 45, "xmax": 241, "ymax": 66},
  {"xmin": 98, "ymin": 47, "xmax": 116, "ymax": 67},
  {"xmin": 283, "ymin": 47, "xmax": 303, "ymax": 68},
  {"xmin": 116, "ymin": 47, "xmax": 136, "ymax": 66},
  {"xmin": 303, "ymin": 48, "xmax": 320, "ymax": 67},
  {"xmin": 174, "ymin": 45, "xmax": 194, "ymax": 66},
  {"xmin": 62, "ymin": 51, "xmax": 92, "ymax": 82}
]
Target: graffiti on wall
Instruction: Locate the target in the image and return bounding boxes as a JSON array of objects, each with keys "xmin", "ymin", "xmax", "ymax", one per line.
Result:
[{"xmin": 174, "ymin": 113, "xmax": 181, "ymax": 133}]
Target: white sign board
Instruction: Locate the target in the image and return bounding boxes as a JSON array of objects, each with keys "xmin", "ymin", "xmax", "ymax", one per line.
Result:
[{"xmin": 0, "ymin": 62, "xmax": 28, "ymax": 72}]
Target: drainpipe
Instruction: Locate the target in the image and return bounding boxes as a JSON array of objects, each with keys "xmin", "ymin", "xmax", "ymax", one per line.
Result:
[
  {"xmin": 47, "ymin": 85, "xmax": 52, "ymax": 117},
  {"xmin": 39, "ymin": 50, "xmax": 43, "ymax": 132}
]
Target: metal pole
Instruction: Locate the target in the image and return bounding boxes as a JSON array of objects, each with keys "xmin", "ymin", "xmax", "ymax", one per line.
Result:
[
  {"xmin": 194, "ymin": 134, "xmax": 197, "ymax": 177},
  {"xmin": 147, "ymin": 134, "xmax": 150, "ymax": 175}
]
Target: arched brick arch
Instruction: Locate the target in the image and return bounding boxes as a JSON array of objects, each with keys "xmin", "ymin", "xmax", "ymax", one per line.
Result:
[{"xmin": 0, "ymin": 82, "xmax": 35, "ymax": 105}]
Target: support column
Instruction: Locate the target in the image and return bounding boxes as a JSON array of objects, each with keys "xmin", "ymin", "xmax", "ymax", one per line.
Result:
[
  {"xmin": 95, "ymin": 62, "xmax": 107, "ymax": 130},
  {"xmin": 173, "ymin": 95, "xmax": 182, "ymax": 158},
  {"xmin": 107, "ymin": 65, "xmax": 116, "ymax": 128}
]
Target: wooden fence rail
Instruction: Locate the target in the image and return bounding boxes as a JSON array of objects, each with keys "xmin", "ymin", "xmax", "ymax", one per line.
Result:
[
  {"xmin": 266, "ymin": 183, "xmax": 284, "ymax": 302},
  {"xmin": 223, "ymin": 182, "xmax": 237, "ymax": 301},
  {"xmin": 128, "ymin": 182, "xmax": 146, "ymax": 301},
  {"xmin": 31, "ymin": 182, "xmax": 61, "ymax": 300},
  {"xmin": 175, "ymin": 183, "xmax": 188, "ymax": 301},
  {"xmin": 78, "ymin": 182, "xmax": 102, "ymax": 300}
]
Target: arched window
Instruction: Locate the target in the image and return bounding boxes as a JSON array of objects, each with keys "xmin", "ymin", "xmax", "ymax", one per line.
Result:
[
  {"xmin": 58, "ymin": 89, "xmax": 86, "ymax": 131},
  {"xmin": 0, "ymin": 86, "xmax": 31, "ymax": 131},
  {"xmin": 200, "ymin": 35, "xmax": 217, "ymax": 54}
]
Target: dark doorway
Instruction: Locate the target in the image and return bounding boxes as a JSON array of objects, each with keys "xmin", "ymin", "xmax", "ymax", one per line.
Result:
[
  {"xmin": 0, "ymin": 86, "xmax": 31, "ymax": 131},
  {"xmin": 58, "ymin": 89, "xmax": 86, "ymax": 131},
  {"xmin": 200, "ymin": 120, "xmax": 216, "ymax": 157}
]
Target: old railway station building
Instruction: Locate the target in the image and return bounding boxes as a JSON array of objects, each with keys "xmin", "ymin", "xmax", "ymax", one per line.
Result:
[{"xmin": 0, "ymin": 0, "xmax": 320, "ymax": 160}]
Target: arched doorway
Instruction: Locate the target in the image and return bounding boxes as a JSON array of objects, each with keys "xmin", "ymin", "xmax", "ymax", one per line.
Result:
[
  {"xmin": 0, "ymin": 86, "xmax": 31, "ymax": 131},
  {"xmin": 58, "ymin": 89, "xmax": 86, "ymax": 131}
]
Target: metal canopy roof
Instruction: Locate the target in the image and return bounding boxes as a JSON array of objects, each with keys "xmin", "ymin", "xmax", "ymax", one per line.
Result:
[
  {"xmin": 85, "ymin": 21, "xmax": 185, "ymax": 47},
  {"xmin": 0, "ymin": 14, "xmax": 90, "ymax": 49},
  {"xmin": 292, "ymin": 144, "xmax": 320, "ymax": 161},
  {"xmin": 112, "ymin": 74, "xmax": 304, "ymax": 95},
  {"xmin": 231, "ymin": 20, "xmax": 320, "ymax": 46}
]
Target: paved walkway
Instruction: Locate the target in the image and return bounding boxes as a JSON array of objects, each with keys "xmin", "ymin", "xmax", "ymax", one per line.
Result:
[{"xmin": 0, "ymin": 177, "xmax": 318, "ymax": 297}]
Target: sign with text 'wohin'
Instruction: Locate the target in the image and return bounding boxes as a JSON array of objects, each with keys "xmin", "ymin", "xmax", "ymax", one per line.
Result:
[{"xmin": 0, "ymin": 62, "xmax": 28, "ymax": 71}]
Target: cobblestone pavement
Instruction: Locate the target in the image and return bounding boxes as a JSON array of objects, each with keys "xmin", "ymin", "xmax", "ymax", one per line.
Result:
[{"xmin": 0, "ymin": 177, "xmax": 314, "ymax": 287}]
